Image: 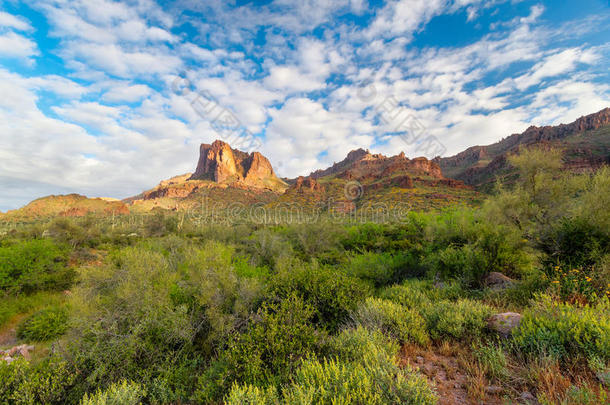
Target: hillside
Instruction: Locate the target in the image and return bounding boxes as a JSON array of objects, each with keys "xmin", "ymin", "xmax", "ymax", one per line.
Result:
[
  {"xmin": 277, "ymin": 149, "xmax": 479, "ymax": 214},
  {"xmin": 1, "ymin": 194, "xmax": 129, "ymax": 221},
  {"xmin": 438, "ymin": 108, "xmax": 610, "ymax": 188}
]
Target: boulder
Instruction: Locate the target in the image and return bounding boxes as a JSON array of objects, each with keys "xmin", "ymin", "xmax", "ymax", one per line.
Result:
[
  {"xmin": 487, "ymin": 312, "xmax": 522, "ymax": 336},
  {"xmin": 484, "ymin": 272, "xmax": 515, "ymax": 290}
]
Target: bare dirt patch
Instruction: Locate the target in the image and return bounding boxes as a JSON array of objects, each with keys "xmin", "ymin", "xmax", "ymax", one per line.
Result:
[{"xmin": 399, "ymin": 344, "xmax": 505, "ymax": 405}]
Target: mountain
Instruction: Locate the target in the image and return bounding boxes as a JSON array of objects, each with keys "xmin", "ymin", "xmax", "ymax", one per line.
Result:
[
  {"xmin": 438, "ymin": 108, "xmax": 610, "ymax": 188},
  {"xmin": 278, "ymin": 149, "xmax": 478, "ymax": 212},
  {"xmin": 189, "ymin": 140, "xmax": 286, "ymax": 191},
  {"xmin": 125, "ymin": 140, "xmax": 287, "ymax": 212},
  {"xmin": 1, "ymin": 194, "xmax": 129, "ymax": 220}
]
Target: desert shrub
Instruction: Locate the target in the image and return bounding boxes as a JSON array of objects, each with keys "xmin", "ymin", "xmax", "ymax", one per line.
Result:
[
  {"xmin": 472, "ymin": 343, "xmax": 509, "ymax": 381},
  {"xmin": 67, "ymin": 245, "xmax": 195, "ymax": 390},
  {"xmin": 271, "ymin": 257, "xmax": 370, "ymax": 330},
  {"xmin": 224, "ymin": 384, "xmax": 280, "ymax": 405},
  {"xmin": 345, "ymin": 251, "xmax": 416, "ymax": 288},
  {"xmin": 0, "ymin": 239, "xmax": 72, "ymax": 294},
  {"xmin": 184, "ymin": 240, "xmax": 267, "ymax": 348},
  {"xmin": 341, "ymin": 223, "xmax": 413, "ymax": 254},
  {"xmin": 380, "ymin": 279, "xmax": 466, "ymax": 309},
  {"xmin": 80, "ymin": 380, "xmax": 144, "ymax": 405},
  {"xmin": 194, "ymin": 296, "xmax": 324, "ymax": 403},
  {"xmin": 283, "ymin": 222, "xmax": 346, "ymax": 264},
  {"xmin": 423, "ymin": 244, "xmax": 487, "ymax": 287},
  {"xmin": 351, "ymin": 298, "xmax": 429, "ymax": 345},
  {"xmin": 17, "ymin": 305, "xmax": 69, "ymax": 341},
  {"xmin": 143, "ymin": 212, "xmax": 179, "ymax": 237},
  {"xmin": 0, "ymin": 291, "xmax": 66, "ymax": 328},
  {"xmin": 245, "ymin": 228, "xmax": 294, "ymax": 268},
  {"xmin": 47, "ymin": 217, "xmax": 101, "ymax": 249},
  {"xmin": 283, "ymin": 343, "xmax": 437, "ymax": 405},
  {"xmin": 512, "ymin": 295, "xmax": 610, "ymax": 362},
  {"xmin": 420, "ymin": 299, "xmax": 492, "ymax": 341},
  {"xmin": 328, "ymin": 326, "xmax": 399, "ymax": 363},
  {"xmin": 543, "ymin": 217, "xmax": 609, "ymax": 269},
  {"xmin": 0, "ymin": 356, "xmax": 76, "ymax": 405}
]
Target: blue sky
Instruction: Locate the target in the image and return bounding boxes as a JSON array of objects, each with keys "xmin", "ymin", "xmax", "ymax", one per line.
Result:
[{"xmin": 0, "ymin": 0, "xmax": 609, "ymax": 210}]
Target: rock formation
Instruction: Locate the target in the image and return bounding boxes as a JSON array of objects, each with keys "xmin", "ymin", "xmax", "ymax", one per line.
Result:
[{"xmin": 189, "ymin": 140, "xmax": 281, "ymax": 190}]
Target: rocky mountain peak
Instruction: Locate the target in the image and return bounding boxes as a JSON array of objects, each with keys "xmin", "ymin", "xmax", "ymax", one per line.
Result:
[{"xmin": 188, "ymin": 140, "xmax": 286, "ymax": 191}]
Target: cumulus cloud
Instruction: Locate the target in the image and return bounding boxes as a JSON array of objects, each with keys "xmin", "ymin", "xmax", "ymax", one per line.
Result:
[{"xmin": 0, "ymin": 31, "xmax": 39, "ymax": 62}]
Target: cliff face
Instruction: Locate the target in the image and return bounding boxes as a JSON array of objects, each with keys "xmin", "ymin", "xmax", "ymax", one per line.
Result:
[
  {"xmin": 189, "ymin": 140, "xmax": 285, "ymax": 191},
  {"xmin": 439, "ymin": 108, "xmax": 610, "ymax": 186}
]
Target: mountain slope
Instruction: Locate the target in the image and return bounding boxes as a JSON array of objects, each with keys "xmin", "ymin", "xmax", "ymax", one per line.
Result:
[
  {"xmin": 438, "ymin": 108, "xmax": 610, "ymax": 188},
  {"xmin": 277, "ymin": 149, "xmax": 478, "ymax": 212}
]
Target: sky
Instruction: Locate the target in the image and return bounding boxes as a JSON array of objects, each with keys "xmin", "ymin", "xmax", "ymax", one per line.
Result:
[{"xmin": 0, "ymin": 0, "xmax": 609, "ymax": 211}]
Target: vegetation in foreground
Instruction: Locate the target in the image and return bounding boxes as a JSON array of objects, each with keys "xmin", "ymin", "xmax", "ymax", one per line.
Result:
[{"xmin": 0, "ymin": 147, "xmax": 609, "ymax": 404}]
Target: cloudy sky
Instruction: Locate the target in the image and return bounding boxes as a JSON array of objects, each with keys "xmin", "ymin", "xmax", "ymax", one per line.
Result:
[{"xmin": 0, "ymin": 0, "xmax": 609, "ymax": 210}]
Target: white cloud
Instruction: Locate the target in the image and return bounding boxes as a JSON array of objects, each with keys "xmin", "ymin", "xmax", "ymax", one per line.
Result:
[
  {"xmin": 0, "ymin": 31, "xmax": 39, "ymax": 62},
  {"xmin": 0, "ymin": 11, "xmax": 32, "ymax": 31},
  {"xmin": 102, "ymin": 83, "xmax": 151, "ymax": 102}
]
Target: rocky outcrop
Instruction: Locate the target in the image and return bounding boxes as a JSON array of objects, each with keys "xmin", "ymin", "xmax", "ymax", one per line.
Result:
[
  {"xmin": 309, "ymin": 149, "xmax": 445, "ymax": 182},
  {"xmin": 291, "ymin": 176, "xmax": 324, "ymax": 193},
  {"xmin": 189, "ymin": 140, "xmax": 284, "ymax": 191},
  {"xmin": 484, "ymin": 272, "xmax": 515, "ymax": 290},
  {"xmin": 487, "ymin": 312, "xmax": 522, "ymax": 336},
  {"xmin": 1, "ymin": 344, "xmax": 35, "ymax": 363}
]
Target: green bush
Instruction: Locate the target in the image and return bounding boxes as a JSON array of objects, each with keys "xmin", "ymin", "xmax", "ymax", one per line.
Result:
[
  {"xmin": 420, "ymin": 299, "xmax": 492, "ymax": 341},
  {"xmin": 224, "ymin": 384, "xmax": 279, "ymax": 405},
  {"xmin": 345, "ymin": 251, "xmax": 414, "ymax": 288},
  {"xmin": 67, "ymin": 244, "xmax": 196, "ymax": 390},
  {"xmin": 283, "ymin": 345, "xmax": 436, "ymax": 405},
  {"xmin": 380, "ymin": 279, "xmax": 466, "ymax": 309},
  {"xmin": 225, "ymin": 325, "xmax": 437, "ymax": 405},
  {"xmin": 328, "ymin": 326, "xmax": 399, "ymax": 363},
  {"xmin": 351, "ymin": 298, "xmax": 429, "ymax": 345},
  {"xmin": 0, "ymin": 239, "xmax": 72, "ymax": 294},
  {"xmin": 472, "ymin": 343, "xmax": 509, "ymax": 381},
  {"xmin": 80, "ymin": 380, "xmax": 145, "ymax": 405},
  {"xmin": 17, "ymin": 305, "xmax": 69, "ymax": 341},
  {"xmin": 512, "ymin": 295, "xmax": 610, "ymax": 362},
  {"xmin": 0, "ymin": 291, "xmax": 66, "ymax": 328},
  {"xmin": 194, "ymin": 296, "xmax": 324, "ymax": 403},
  {"xmin": 0, "ymin": 356, "xmax": 76, "ymax": 405},
  {"xmin": 271, "ymin": 257, "xmax": 370, "ymax": 331}
]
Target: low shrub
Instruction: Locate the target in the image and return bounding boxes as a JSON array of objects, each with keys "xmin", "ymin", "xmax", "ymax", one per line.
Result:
[
  {"xmin": 512, "ymin": 295, "xmax": 610, "ymax": 362},
  {"xmin": 351, "ymin": 298, "xmax": 429, "ymax": 345},
  {"xmin": 472, "ymin": 343, "xmax": 509, "ymax": 381},
  {"xmin": 194, "ymin": 295, "xmax": 324, "ymax": 403},
  {"xmin": 17, "ymin": 305, "xmax": 69, "ymax": 341},
  {"xmin": 0, "ymin": 291, "xmax": 66, "ymax": 328},
  {"xmin": 283, "ymin": 345, "xmax": 437, "ymax": 405},
  {"xmin": 80, "ymin": 380, "xmax": 145, "ymax": 405},
  {"xmin": 328, "ymin": 326, "xmax": 399, "ymax": 364},
  {"xmin": 271, "ymin": 257, "xmax": 370, "ymax": 331},
  {"xmin": 224, "ymin": 384, "xmax": 279, "ymax": 405},
  {"xmin": 420, "ymin": 299, "xmax": 492, "ymax": 341},
  {"xmin": 0, "ymin": 356, "xmax": 76, "ymax": 405},
  {"xmin": 0, "ymin": 239, "xmax": 72, "ymax": 294},
  {"xmin": 345, "ymin": 251, "xmax": 414, "ymax": 288},
  {"xmin": 380, "ymin": 279, "xmax": 466, "ymax": 309}
]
